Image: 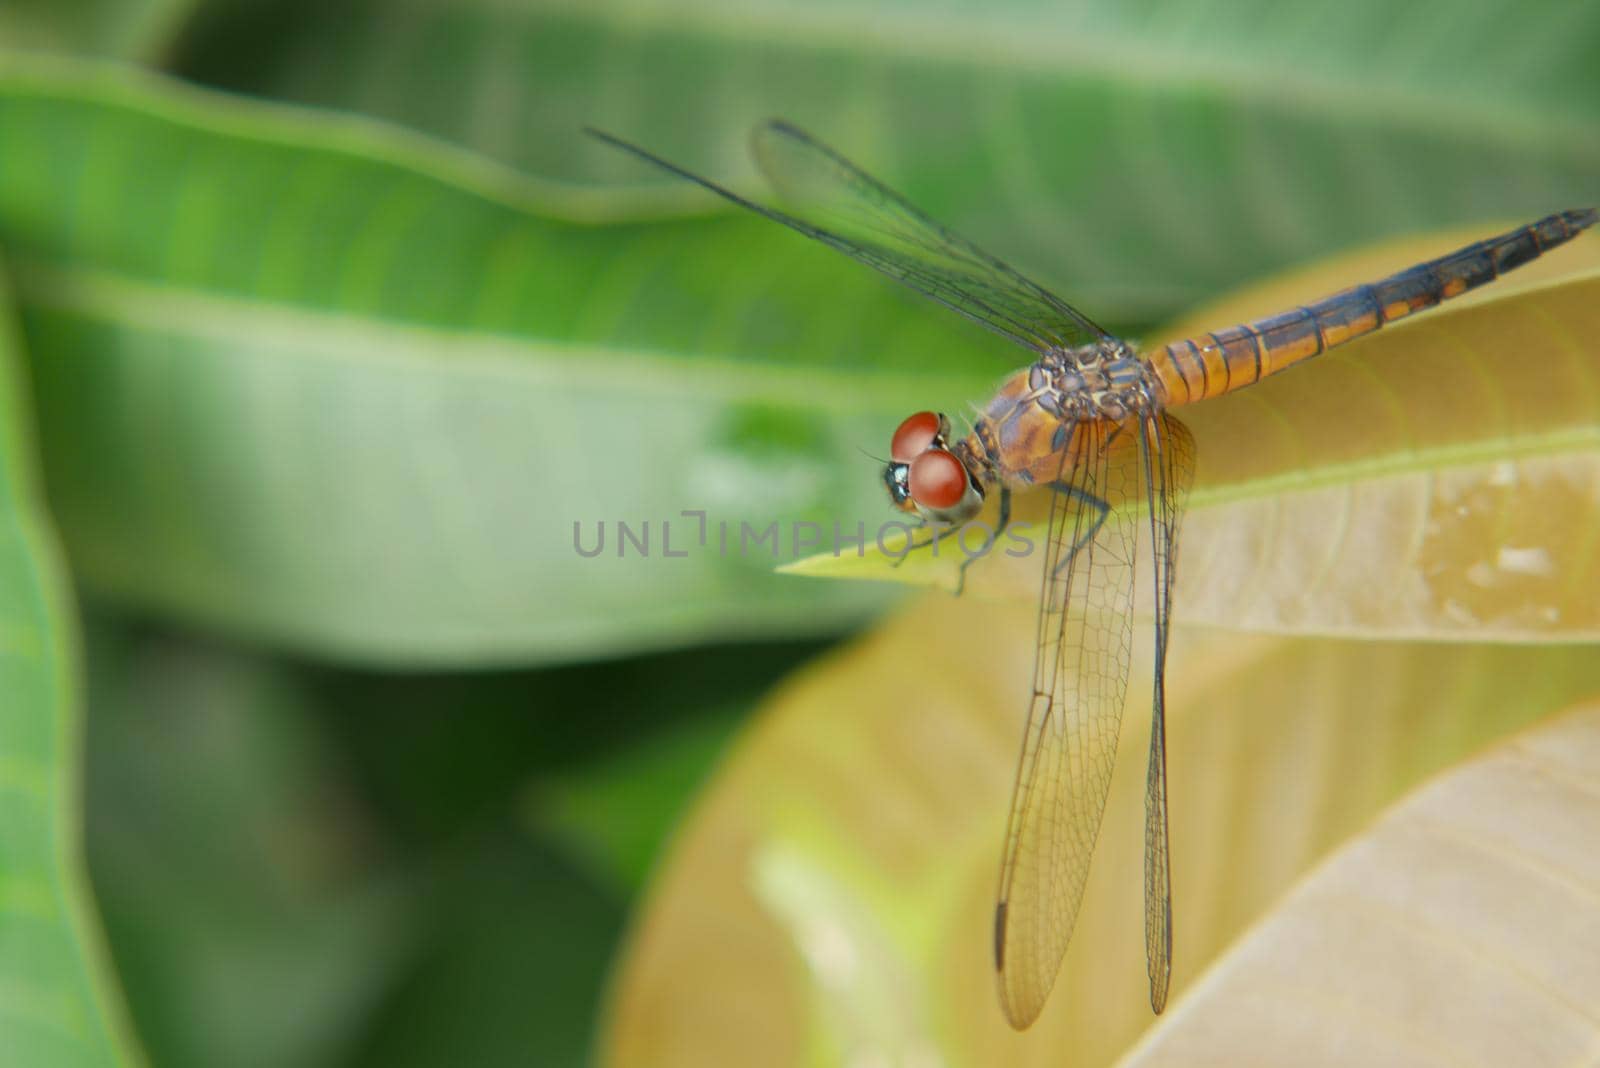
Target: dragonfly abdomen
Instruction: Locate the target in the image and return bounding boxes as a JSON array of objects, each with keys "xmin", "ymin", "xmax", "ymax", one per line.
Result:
[{"xmin": 1149, "ymin": 208, "xmax": 1596, "ymax": 405}]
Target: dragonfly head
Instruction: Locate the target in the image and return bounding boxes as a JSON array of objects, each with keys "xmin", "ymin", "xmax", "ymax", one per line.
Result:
[{"xmin": 884, "ymin": 411, "xmax": 985, "ymax": 524}]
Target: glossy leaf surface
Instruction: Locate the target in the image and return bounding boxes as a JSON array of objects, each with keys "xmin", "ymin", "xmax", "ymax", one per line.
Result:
[
  {"xmin": 0, "ymin": 58, "xmax": 958, "ymax": 664},
  {"xmin": 601, "ymin": 595, "xmax": 1600, "ymax": 1066},
  {"xmin": 1124, "ymin": 700, "xmax": 1600, "ymax": 1067}
]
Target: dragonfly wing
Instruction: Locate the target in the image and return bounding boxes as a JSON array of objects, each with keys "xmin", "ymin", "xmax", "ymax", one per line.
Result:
[
  {"xmin": 994, "ymin": 417, "xmax": 1142, "ymax": 1029},
  {"xmin": 750, "ymin": 120, "xmax": 1110, "ymax": 353},
  {"xmin": 584, "ymin": 124, "xmax": 1106, "ymax": 354},
  {"xmin": 1137, "ymin": 412, "xmax": 1196, "ymax": 1014}
]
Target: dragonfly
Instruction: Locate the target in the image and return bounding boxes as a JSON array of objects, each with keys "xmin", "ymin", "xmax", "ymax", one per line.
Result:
[{"xmin": 589, "ymin": 120, "xmax": 1597, "ymax": 1026}]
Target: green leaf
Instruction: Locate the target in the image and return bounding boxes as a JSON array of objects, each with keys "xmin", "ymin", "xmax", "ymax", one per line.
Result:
[
  {"xmin": 4, "ymin": 53, "xmax": 1595, "ymax": 666},
  {"xmin": 788, "ymin": 233, "xmax": 1600, "ymax": 641},
  {"xmin": 0, "ymin": 261, "xmax": 140, "ymax": 1060},
  {"xmin": 599, "ymin": 595, "xmax": 1600, "ymax": 1066},
  {"xmin": 1124, "ymin": 699, "xmax": 1600, "ymax": 1066},
  {"xmin": 0, "ymin": 56, "xmax": 976, "ymax": 665},
  {"xmin": 173, "ymin": 0, "xmax": 1600, "ymax": 322}
]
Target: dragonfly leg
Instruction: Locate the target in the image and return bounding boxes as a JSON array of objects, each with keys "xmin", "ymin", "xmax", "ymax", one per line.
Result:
[
  {"xmin": 1046, "ymin": 482, "xmax": 1110, "ymax": 578},
  {"xmin": 888, "ymin": 518, "xmax": 962, "ymax": 569},
  {"xmin": 953, "ymin": 487, "xmax": 1011, "ymax": 596}
]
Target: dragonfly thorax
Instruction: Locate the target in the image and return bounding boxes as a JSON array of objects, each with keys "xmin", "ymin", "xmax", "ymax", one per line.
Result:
[
  {"xmin": 959, "ymin": 341, "xmax": 1163, "ymax": 489},
  {"xmin": 1042, "ymin": 340, "xmax": 1159, "ymax": 422}
]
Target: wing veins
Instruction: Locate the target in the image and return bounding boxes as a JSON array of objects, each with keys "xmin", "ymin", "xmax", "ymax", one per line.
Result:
[
  {"xmin": 1137, "ymin": 412, "xmax": 1195, "ymax": 1014},
  {"xmin": 756, "ymin": 120, "xmax": 1110, "ymax": 346},
  {"xmin": 586, "ymin": 124, "xmax": 1110, "ymax": 355},
  {"xmin": 995, "ymin": 419, "xmax": 1141, "ymax": 1029}
]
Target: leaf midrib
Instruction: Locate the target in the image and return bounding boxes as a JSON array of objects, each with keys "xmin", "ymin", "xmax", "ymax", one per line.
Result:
[{"xmin": 10, "ymin": 256, "xmax": 995, "ymax": 408}]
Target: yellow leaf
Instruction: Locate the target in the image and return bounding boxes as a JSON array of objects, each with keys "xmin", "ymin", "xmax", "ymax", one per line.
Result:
[
  {"xmin": 1122, "ymin": 699, "xmax": 1600, "ymax": 1067},
  {"xmin": 598, "ymin": 594, "xmax": 1600, "ymax": 1067}
]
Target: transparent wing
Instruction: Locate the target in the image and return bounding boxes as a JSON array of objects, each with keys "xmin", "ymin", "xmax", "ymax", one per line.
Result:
[
  {"xmin": 586, "ymin": 122, "xmax": 1108, "ymax": 354},
  {"xmin": 1136, "ymin": 411, "xmax": 1195, "ymax": 1015},
  {"xmin": 993, "ymin": 417, "xmax": 1142, "ymax": 1029}
]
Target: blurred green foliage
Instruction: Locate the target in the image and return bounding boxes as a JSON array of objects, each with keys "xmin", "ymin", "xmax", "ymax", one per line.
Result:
[
  {"xmin": 0, "ymin": 1, "xmax": 1596, "ymax": 1065},
  {"xmin": 82, "ymin": 609, "xmax": 828, "ymax": 1066}
]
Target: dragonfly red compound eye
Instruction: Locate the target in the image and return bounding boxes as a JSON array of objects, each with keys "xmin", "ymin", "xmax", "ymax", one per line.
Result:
[
  {"xmin": 891, "ymin": 410, "xmax": 943, "ymax": 462},
  {"xmin": 908, "ymin": 449, "xmax": 969, "ymax": 510}
]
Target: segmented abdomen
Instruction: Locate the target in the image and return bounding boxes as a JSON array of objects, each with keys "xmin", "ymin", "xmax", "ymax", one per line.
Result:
[{"xmin": 1148, "ymin": 208, "xmax": 1597, "ymax": 406}]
